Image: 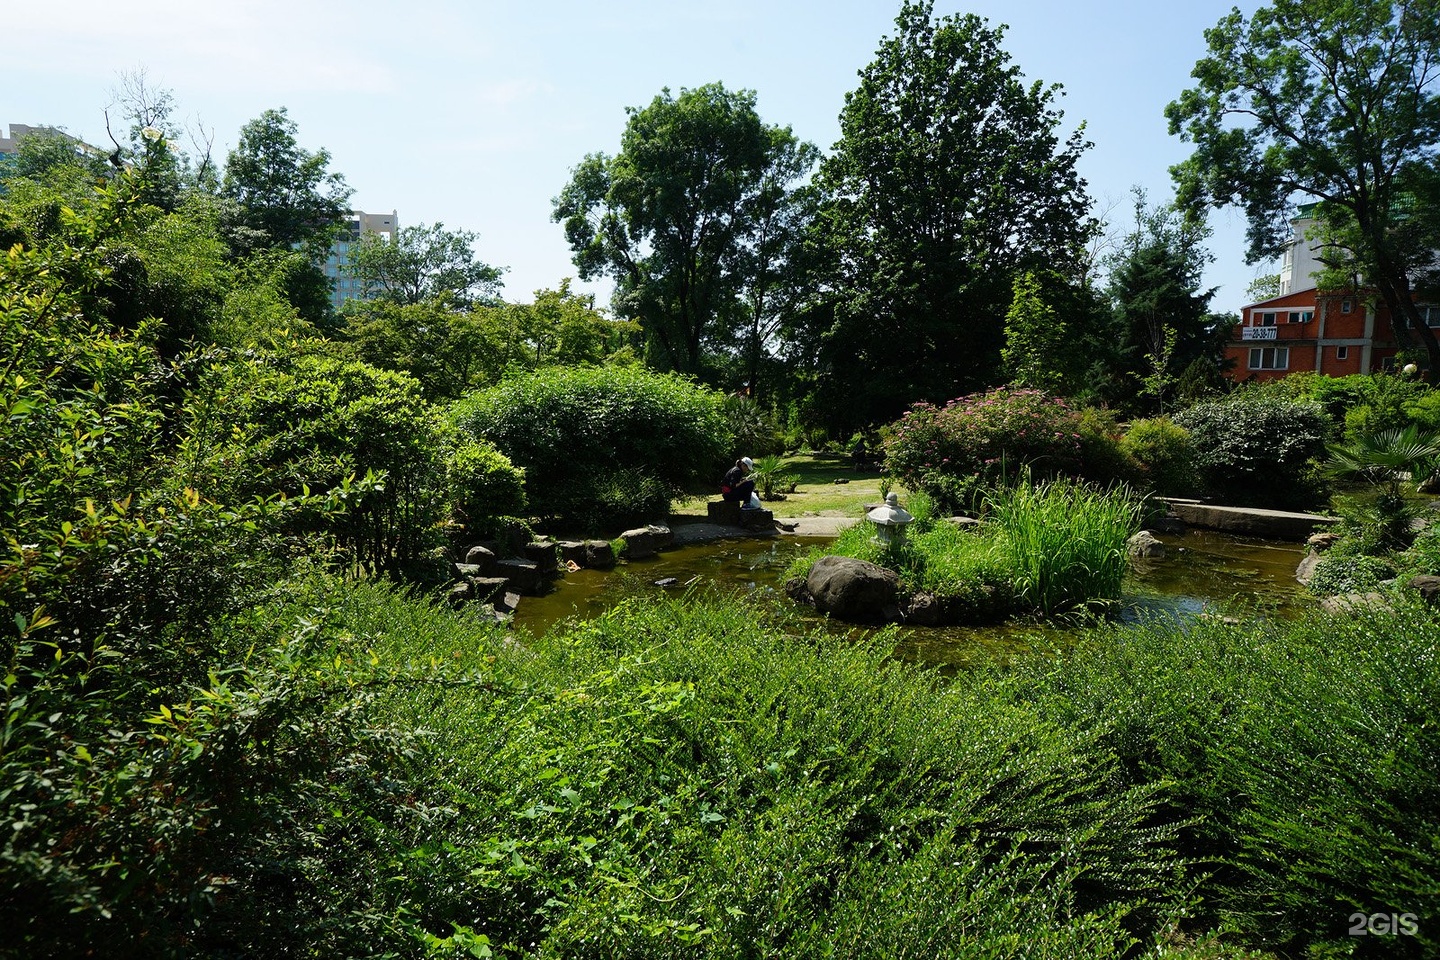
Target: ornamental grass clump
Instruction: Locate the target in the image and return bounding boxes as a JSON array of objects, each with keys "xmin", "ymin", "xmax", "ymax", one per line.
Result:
[
  {"xmin": 797, "ymin": 479, "xmax": 1142, "ymax": 622},
  {"xmin": 988, "ymin": 477, "xmax": 1143, "ymax": 616}
]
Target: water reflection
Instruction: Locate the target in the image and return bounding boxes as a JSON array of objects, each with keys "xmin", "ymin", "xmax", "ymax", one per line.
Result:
[{"xmin": 512, "ymin": 528, "xmax": 1310, "ymax": 669}]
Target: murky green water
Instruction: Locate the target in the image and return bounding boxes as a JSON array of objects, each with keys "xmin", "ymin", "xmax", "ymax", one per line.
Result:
[{"xmin": 512, "ymin": 528, "xmax": 1310, "ymax": 669}]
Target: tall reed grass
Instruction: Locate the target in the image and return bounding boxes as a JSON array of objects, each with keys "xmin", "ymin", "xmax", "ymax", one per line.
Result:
[{"xmin": 988, "ymin": 477, "xmax": 1143, "ymax": 615}]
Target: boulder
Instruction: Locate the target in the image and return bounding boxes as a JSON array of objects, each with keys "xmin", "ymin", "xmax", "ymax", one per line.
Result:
[
  {"xmin": 706, "ymin": 499, "xmax": 775, "ymax": 529},
  {"xmin": 462, "ymin": 543, "xmax": 498, "ymax": 573},
  {"xmin": 1405, "ymin": 574, "xmax": 1440, "ymax": 605},
  {"xmin": 619, "ymin": 524, "xmax": 673, "ymax": 559},
  {"xmin": 1295, "ymin": 550, "xmax": 1323, "ymax": 586},
  {"xmin": 1127, "ymin": 530, "xmax": 1166, "ymax": 559},
  {"xmin": 523, "ymin": 539, "xmax": 560, "ymax": 575},
  {"xmin": 901, "ymin": 591, "xmax": 945, "ymax": 626},
  {"xmin": 804, "ymin": 555, "xmax": 902, "ymax": 622},
  {"xmin": 1320, "ymin": 591, "xmax": 1390, "ymax": 616},
  {"xmin": 494, "ymin": 557, "xmax": 544, "ymax": 595}
]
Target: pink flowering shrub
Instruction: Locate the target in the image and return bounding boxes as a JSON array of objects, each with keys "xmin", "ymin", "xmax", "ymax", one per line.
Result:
[{"xmin": 883, "ymin": 387, "xmax": 1084, "ymax": 512}]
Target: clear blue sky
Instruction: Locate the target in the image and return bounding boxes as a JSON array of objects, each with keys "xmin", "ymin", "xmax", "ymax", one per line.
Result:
[{"xmin": 7, "ymin": 0, "xmax": 1267, "ymax": 314}]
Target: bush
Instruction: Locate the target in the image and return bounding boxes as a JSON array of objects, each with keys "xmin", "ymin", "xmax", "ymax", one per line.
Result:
[
  {"xmin": 452, "ymin": 365, "xmax": 732, "ymax": 531},
  {"xmin": 883, "ymin": 387, "xmax": 1084, "ymax": 513},
  {"xmin": 1121, "ymin": 417, "xmax": 1198, "ymax": 496},
  {"xmin": 1174, "ymin": 390, "xmax": 1329, "ymax": 508},
  {"xmin": 1022, "ymin": 604, "xmax": 1440, "ymax": 957},
  {"xmin": 1075, "ymin": 405, "xmax": 1139, "ymax": 487},
  {"xmin": 447, "ymin": 435, "xmax": 527, "ymax": 537},
  {"xmin": 186, "ymin": 351, "xmax": 456, "ymax": 577},
  {"xmin": 1306, "ymin": 552, "xmax": 1395, "ymax": 595}
]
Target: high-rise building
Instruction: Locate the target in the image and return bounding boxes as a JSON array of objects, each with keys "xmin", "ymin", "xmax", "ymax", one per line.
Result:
[{"xmin": 325, "ymin": 209, "xmax": 399, "ymax": 311}]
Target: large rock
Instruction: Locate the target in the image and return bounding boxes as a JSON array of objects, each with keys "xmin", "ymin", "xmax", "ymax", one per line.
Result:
[
  {"xmin": 522, "ymin": 539, "xmax": 560, "ymax": 575},
  {"xmin": 462, "ymin": 543, "xmax": 498, "ymax": 574},
  {"xmin": 1405, "ymin": 574, "xmax": 1440, "ymax": 605},
  {"xmin": 1127, "ymin": 530, "xmax": 1166, "ymax": 559},
  {"xmin": 494, "ymin": 557, "xmax": 544, "ymax": 595},
  {"xmin": 804, "ymin": 555, "xmax": 901, "ymax": 622},
  {"xmin": 560, "ymin": 539, "xmax": 617, "ymax": 570},
  {"xmin": 619, "ymin": 524, "xmax": 673, "ymax": 559},
  {"xmin": 1167, "ymin": 502, "xmax": 1336, "ymax": 541},
  {"xmin": 706, "ymin": 499, "xmax": 775, "ymax": 529},
  {"xmin": 1320, "ymin": 591, "xmax": 1390, "ymax": 616}
]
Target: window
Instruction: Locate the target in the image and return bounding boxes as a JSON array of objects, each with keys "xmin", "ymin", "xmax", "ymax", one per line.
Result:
[
  {"xmin": 1337, "ymin": 346, "xmax": 1349, "ymax": 361},
  {"xmin": 1341, "ymin": 298, "xmax": 1354, "ymax": 314},
  {"xmin": 1420, "ymin": 305, "xmax": 1440, "ymax": 327},
  {"xmin": 1256, "ymin": 311, "xmax": 1277, "ymax": 326},
  {"xmin": 1249, "ymin": 347, "xmax": 1290, "ymax": 370},
  {"xmin": 1288, "ymin": 310, "xmax": 1313, "ymax": 323}
]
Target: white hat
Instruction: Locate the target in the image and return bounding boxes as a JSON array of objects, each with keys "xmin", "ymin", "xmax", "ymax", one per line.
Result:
[{"xmin": 741, "ymin": 456, "xmax": 754, "ymax": 469}]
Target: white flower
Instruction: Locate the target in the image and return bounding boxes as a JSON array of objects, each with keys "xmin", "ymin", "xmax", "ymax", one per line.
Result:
[{"xmin": 141, "ymin": 126, "xmax": 163, "ymax": 142}]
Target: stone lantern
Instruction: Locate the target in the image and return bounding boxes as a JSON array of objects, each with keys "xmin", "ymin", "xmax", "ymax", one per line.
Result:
[{"xmin": 867, "ymin": 492, "xmax": 914, "ymax": 547}]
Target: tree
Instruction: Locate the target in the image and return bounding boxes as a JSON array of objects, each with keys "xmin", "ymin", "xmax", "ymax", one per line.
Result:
[
  {"xmin": 1002, "ymin": 271, "xmax": 1070, "ymax": 392},
  {"xmin": 1105, "ymin": 192, "xmax": 1216, "ymax": 413},
  {"xmin": 553, "ymin": 83, "xmax": 816, "ymax": 379},
  {"xmin": 790, "ymin": 1, "xmax": 1093, "ymax": 431},
  {"xmin": 1167, "ymin": 0, "xmax": 1440, "ymax": 369},
  {"xmin": 221, "ymin": 107, "xmax": 351, "ymax": 253},
  {"xmin": 345, "ymin": 221, "xmax": 504, "ymax": 308}
]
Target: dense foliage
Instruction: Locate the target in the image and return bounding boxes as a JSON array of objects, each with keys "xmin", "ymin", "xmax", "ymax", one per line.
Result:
[
  {"xmin": 883, "ymin": 388, "xmax": 1086, "ymax": 513},
  {"xmin": 452, "ymin": 365, "xmax": 732, "ymax": 531},
  {"xmin": 1174, "ymin": 390, "xmax": 1330, "ymax": 508}
]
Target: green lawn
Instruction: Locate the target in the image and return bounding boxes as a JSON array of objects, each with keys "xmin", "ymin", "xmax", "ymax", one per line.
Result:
[{"xmin": 675, "ymin": 452, "xmax": 906, "ymax": 517}]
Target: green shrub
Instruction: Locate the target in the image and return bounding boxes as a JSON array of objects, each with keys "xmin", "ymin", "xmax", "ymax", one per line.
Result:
[
  {"xmin": 1021, "ymin": 604, "xmax": 1440, "ymax": 957},
  {"xmin": 1400, "ymin": 521, "xmax": 1440, "ymax": 576},
  {"xmin": 1174, "ymin": 390, "xmax": 1329, "ymax": 508},
  {"xmin": 883, "ymin": 387, "xmax": 1085, "ymax": 513},
  {"xmin": 1306, "ymin": 552, "xmax": 1395, "ymax": 595},
  {"xmin": 447, "ymin": 436, "xmax": 526, "ymax": 536},
  {"xmin": 452, "ymin": 365, "xmax": 732, "ymax": 531},
  {"xmin": 1121, "ymin": 417, "xmax": 1198, "ymax": 496},
  {"xmin": 188, "ymin": 351, "xmax": 454, "ymax": 576},
  {"xmin": 349, "ymin": 586, "xmax": 1181, "ymax": 957},
  {"xmin": 1075, "ymin": 405, "xmax": 1139, "ymax": 487}
]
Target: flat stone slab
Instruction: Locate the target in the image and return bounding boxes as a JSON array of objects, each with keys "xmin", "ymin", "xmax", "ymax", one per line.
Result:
[{"xmin": 1168, "ymin": 502, "xmax": 1338, "ymax": 541}]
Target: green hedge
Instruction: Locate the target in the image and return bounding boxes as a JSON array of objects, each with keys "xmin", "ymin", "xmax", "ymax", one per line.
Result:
[{"xmin": 452, "ymin": 365, "xmax": 732, "ymax": 531}]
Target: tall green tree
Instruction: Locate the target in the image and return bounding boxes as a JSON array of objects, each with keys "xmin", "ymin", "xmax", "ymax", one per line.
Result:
[
  {"xmin": 1167, "ymin": 0, "xmax": 1440, "ymax": 368},
  {"xmin": 1002, "ymin": 271, "xmax": 1070, "ymax": 392},
  {"xmin": 344, "ymin": 221, "xmax": 503, "ymax": 308},
  {"xmin": 1105, "ymin": 192, "xmax": 1216, "ymax": 412},
  {"xmin": 791, "ymin": 1, "xmax": 1093, "ymax": 430},
  {"xmin": 221, "ymin": 107, "xmax": 351, "ymax": 254},
  {"xmin": 553, "ymin": 82, "xmax": 816, "ymax": 379}
]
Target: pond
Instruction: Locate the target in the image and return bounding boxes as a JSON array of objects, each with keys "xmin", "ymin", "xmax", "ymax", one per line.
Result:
[{"xmin": 511, "ymin": 527, "xmax": 1311, "ymax": 670}]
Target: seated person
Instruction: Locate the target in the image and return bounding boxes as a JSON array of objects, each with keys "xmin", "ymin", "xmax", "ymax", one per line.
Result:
[{"xmin": 720, "ymin": 456, "xmax": 756, "ymax": 505}]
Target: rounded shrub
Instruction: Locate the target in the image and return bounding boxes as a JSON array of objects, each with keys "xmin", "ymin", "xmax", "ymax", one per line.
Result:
[
  {"xmin": 1120, "ymin": 417, "xmax": 1198, "ymax": 496},
  {"xmin": 447, "ymin": 436, "xmax": 526, "ymax": 536},
  {"xmin": 883, "ymin": 387, "xmax": 1084, "ymax": 513},
  {"xmin": 195, "ymin": 352, "xmax": 455, "ymax": 575},
  {"xmin": 1174, "ymin": 391, "xmax": 1329, "ymax": 509},
  {"xmin": 451, "ymin": 365, "xmax": 732, "ymax": 531}
]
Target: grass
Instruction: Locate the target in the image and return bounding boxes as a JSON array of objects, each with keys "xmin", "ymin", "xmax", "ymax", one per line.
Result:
[
  {"xmin": 674, "ymin": 452, "xmax": 896, "ymax": 518},
  {"xmin": 790, "ymin": 478, "xmax": 1144, "ymax": 621}
]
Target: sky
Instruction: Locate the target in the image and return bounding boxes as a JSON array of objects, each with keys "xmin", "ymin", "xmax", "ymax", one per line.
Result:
[{"xmin": 7, "ymin": 0, "xmax": 1269, "ymax": 315}]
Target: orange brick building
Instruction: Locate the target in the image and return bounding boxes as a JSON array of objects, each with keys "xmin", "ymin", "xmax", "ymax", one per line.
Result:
[
  {"xmin": 1222, "ymin": 207, "xmax": 1424, "ymax": 382},
  {"xmin": 1224, "ymin": 288, "xmax": 1403, "ymax": 382}
]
